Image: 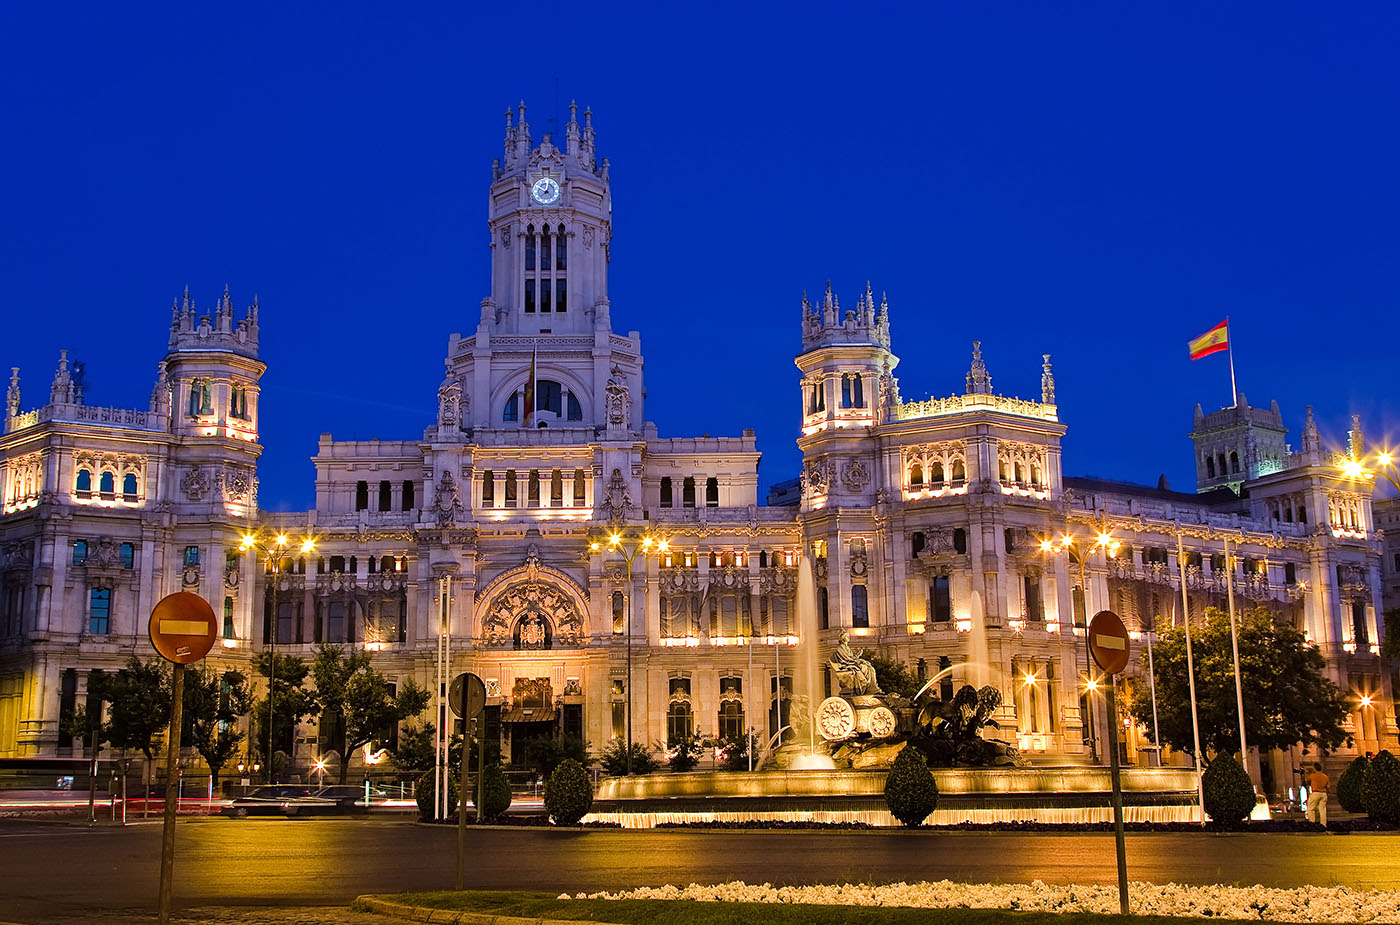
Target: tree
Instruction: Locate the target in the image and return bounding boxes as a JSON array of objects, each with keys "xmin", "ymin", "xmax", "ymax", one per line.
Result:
[
  {"xmin": 310, "ymin": 643, "xmax": 429, "ymax": 782},
  {"xmin": 869, "ymin": 653, "xmax": 922, "ymax": 699},
  {"xmin": 1127, "ymin": 606, "xmax": 1351, "ymax": 761},
  {"xmin": 392, "ymin": 722, "xmax": 436, "ymax": 782},
  {"xmin": 183, "ymin": 667, "xmax": 252, "ymax": 792},
  {"xmin": 524, "ymin": 733, "xmax": 588, "ymax": 777},
  {"xmin": 252, "ymin": 652, "xmax": 317, "ymax": 775},
  {"xmin": 885, "ymin": 744, "xmax": 938, "ymax": 826},
  {"xmin": 74, "ymin": 656, "xmax": 171, "ymax": 807}
]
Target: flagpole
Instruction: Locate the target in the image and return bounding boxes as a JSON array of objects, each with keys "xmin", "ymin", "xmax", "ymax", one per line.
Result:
[{"xmin": 1226, "ymin": 315, "xmax": 1238, "ymax": 407}]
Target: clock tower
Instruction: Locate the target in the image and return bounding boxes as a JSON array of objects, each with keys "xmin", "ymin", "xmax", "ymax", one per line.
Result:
[{"xmin": 480, "ymin": 100, "xmax": 612, "ymax": 337}]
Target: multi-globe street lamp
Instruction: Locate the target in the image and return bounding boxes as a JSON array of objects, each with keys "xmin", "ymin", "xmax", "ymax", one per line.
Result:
[
  {"xmin": 240, "ymin": 529, "xmax": 316, "ymax": 781},
  {"xmin": 1040, "ymin": 530, "xmax": 1119, "ymax": 764},
  {"xmin": 1342, "ymin": 449, "xmax": 1400, "ymax": 493},
  {"xmin": 590, "ymin": 530, "xmax": 668, "ymax": 775}
]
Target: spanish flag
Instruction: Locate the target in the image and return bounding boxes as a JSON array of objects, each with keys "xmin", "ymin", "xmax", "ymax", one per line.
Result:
[{"xmin": 1188, "ymin": 320, "xmax": 1229, "ymax": 360}]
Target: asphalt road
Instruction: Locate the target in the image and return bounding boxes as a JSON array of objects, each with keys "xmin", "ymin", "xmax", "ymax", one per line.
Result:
[{"xmin": 3, "ymin": 818, "xmax": 1397, "ymax": 924}]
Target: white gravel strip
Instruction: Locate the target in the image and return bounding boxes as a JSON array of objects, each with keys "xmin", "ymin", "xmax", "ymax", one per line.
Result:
[{"xmin": 563, "ymin": 879, "xmax": 1400, "ymax": 922}]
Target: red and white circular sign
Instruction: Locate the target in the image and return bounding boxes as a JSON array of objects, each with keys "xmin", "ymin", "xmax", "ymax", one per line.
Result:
[
  {"xmin": 148, "ymin": 592, "xmax": 218, "ymax": 665},
  {"xmin": 1088, "ymin": 610, "xmax": 1131, "ymax": 675}
]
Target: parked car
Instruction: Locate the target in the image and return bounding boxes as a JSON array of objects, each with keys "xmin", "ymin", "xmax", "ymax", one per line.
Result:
[
  {"xmin": 222, "ymin": 785, "xmax": 315, "ymax": 818},
  {"xmin": 283, "ymin": 784, "xmax": 393, "ymax": 817}
]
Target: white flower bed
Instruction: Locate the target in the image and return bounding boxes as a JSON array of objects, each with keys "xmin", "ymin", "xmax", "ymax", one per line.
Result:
[{"xmin": 562, "ymin": 879, "xmax": 1400, "ymax": 922}]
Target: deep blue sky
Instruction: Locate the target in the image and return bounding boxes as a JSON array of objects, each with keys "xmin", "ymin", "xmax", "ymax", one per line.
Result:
[{"xmin": 4, "ymin": 3, "xmax": 1398, "ymax": 510}]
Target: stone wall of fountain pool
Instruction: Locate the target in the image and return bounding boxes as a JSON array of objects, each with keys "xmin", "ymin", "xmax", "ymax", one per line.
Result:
[{"xmin": 585, "ymin": 766, "xmax": 1202, "ymax": 828}]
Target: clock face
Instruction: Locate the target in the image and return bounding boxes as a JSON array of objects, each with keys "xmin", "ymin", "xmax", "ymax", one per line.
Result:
[{"xmin": 531, "ymin": 176, "xmax": 561, "ymax": 205}]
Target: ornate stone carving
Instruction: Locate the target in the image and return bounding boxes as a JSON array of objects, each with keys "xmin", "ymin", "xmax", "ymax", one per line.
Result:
[
  {"xmin": 841, "ymin": 457, "xmax": 871, "ymax": 491},
  {"xmin": 604, "ymin": 367, "xmax": 629, "ymax": 429},
  {"xmin": 180, "ymin": 467, "xmax": 209, "ymax": 501},
  {"xmin": 828, "ymin": 630, "xmax": 881, "ymax": 696},
  {"xmin": 562, "ymin": 678, "xmax": 583, "ymax": 696},
  {"xmin": 437, "ymin": 379, "xmax": 463, "ymax": 430},
  {"xmin": 480, "ymin": 575, "xmax": 584, "ymax": 649},
  {"xmin": 599, "ymin": 467, "xmax": 633, "ymax": 523},
  {"xmin": 431, "ymin": 470, "xmax": 463, "ymax": 527},
  {"xmin": 582, "ymin": 226, "xmax": 594, "ymax": 249},
  {"xmin": 498, "ymin": 224, "xmax": 511, "ymax": 248}
]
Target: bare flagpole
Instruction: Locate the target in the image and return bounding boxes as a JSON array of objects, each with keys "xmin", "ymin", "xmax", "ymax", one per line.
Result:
[{"xmin": 1227, "ymin": 315, "xmax": 1238, "ymax": 407}]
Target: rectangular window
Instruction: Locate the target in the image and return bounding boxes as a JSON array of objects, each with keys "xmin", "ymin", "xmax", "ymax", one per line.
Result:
[
  {"xmin": 556, "ymin": 228, "xmax": 567, "ymax": 270},
  {"xmin": 540, "ymin": 279, "xmax": 551, "ymax": 313},
  {"xmin": 555, "ymin": 278, "xmax": 566, "ymax": 313},
  {"xmin": 818, "ymin": 587, "xmax": 829, "ymax": 630},
  {"xmin": 1072, "ymin": 586, "xmax": 1086, "ymax": 627},
  {"xmin": 72, "ymin": 540, "xmax": 88, "ymax": 566},
  {"xmin": 930, "ymin": 575, "xmax": 951, "ymax": 623},
  {"xmin": 402, "ymin": 480, "xmax": 415, "ymax": 510},
  {"xmin": 482, "ymin": 471, "xmax": 495, "ymax": 507},
  {"xmin": 851, "ymin": 584, "xmax": 869, "ymax": 628},
  {"xmin": 612, "ymin": 590, "xmax": 624, "ymax": 634},
  {"xmin": 1024, "ymin": 575, "xmax": 1043, "ymax": 622},
  {"xmin": 573, "ymin": 469, "xmax": 586, "ymax": 505},
  {"xmin": 183, "ymin": 545, "xmax": 200, "ymax": 567},
  {"xmin": 527, "ymin": 469, "xmax": 541, "ymax": 506},
  {"xmin": 1284, "ymin": 562, "xmax": 1297, "ymax": 585},
  {"xmin": 378, "ymin": 480, "xmax": 392, "ymax": 512},
  {"xmin": 540, "ymin": 233, "xmax": 551, "ymax": 271},
  {"xmin": 355, "ymin": 481, "xmax": 369, "ymax": 511},
  {"xmin": 682, "ymin": 476, "xmax": 696, "ymax": 508},
  {"xmin": 659, "ymin": 477, "xmax": 673, "ymax": 508},
  {"xmin": 1352, "ymin": 602, "xmax": 1369, "ymax": 646},
  {"xmin": 550, "ymin": 469, "xmax": 563, "ymax": 507},
  {"xmin": 88, "ymin": 588, "xmax": 111, "ymax": 635},
  {"xmin": 222, "ymin": 596, "xmax": 235, "ymax": 638},
  {"xmin": 525, "ymin": 279, "xmax": 535, "ymax": 313},
  {"xmin": 705, "ymin": 476, "xmax": 719, "ymax": 507},
  {"xmin": 505, "ymin": 470, "xmax": 517, "ymax": 508}
]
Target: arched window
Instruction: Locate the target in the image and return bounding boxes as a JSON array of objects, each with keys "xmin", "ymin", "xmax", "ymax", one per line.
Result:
[
  {"xmin": 952, "ymin": 460, "xmax": 966, "ymax": 483},
  {"xmin": 1205, "ymin": 455, "xmax": 1216, "ymax": 479},
  {"xmin": 121, "ymin": 473, "xmax": 138, "ymax": 499},
  {"xmin": 556, "ymin": 223, "xmax": 567, "ymax": 270},
  {"xmin": 998, "ymin": 460, "xmax": 1009, "ymax": 481},
  {"xmin": 718, "ymin": 699, "xmax": 743, "ymax": 741},
  {"xmin": 537, "ymin": 380, "xmax": 563, "ymax": 415},
  {"xmin": 525, "ymin": 224, "xmax": 535, "ymax": 271},
  {"xmin": 667, "ymin": 700, "xmax": 693, "ymax": 743},
  {"xmin": 1031, "ymin": 464, "xmax": 1042, "ymax": 487},
  {"xmin": 909, "ymin": 463, "xmax": 923, "ymax": 489},
  {"xmin": 1229, "ymin": 451, "xmax": 1240, "ymax": 474},
  {"xmin": 1014, "ymin": 462, "xmax": 1025, "ymax": 484},
  {"xmin": 503, "ymin": 392, "xmax": 519, "ymax": 422},
  {"xmin": 539, "ymin": 225, "xmax": 552, "ymax": 271},
  {"xmin": 931, "ymin": 462, "xmax": 944, "ymax": 487},
  {"xmin": 1217, "ymin": 453, "xmax": 1227, "ymax": 476},
  {"xmin": 565, "ymin": 391, "xmax": 582, "ymax": 420},
  {"xmin": 98, "ymin": 472, "xmax": 115, "ymax": 498},
  {"xmin": 75, "ymin": 469, "xmax": 92, "ymax": 496},
  {"xmin": 611, "ymin": 590, "xmax": 625, "ymax": 634},
  {"xmin": 841, "ymin": 375, "xmax": 853, "ymax": 408}
]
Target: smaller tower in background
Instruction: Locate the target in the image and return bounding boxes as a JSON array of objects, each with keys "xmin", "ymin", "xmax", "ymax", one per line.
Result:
[{"xmin": 1189, "ymin": 393, "xmax": 1289, "ymax": 494}]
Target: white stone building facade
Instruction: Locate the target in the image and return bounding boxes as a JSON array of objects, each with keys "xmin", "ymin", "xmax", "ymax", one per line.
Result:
[{"xmin": 1, "ymin": 104, "xmax": 1394, "ymax": 795}]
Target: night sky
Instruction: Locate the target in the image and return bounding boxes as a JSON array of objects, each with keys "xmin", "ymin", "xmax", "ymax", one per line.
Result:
[{"xmin": 4, "ymin": 3, "xmax": 1398, "ymax": 510}]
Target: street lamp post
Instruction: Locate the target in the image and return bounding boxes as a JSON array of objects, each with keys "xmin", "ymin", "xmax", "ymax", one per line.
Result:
[
  {"xmin": 591, "ymin": 530, "xmax": 668, "ymax": 775},
  {"xmin": 240, "ymin": 529, "xmax": 316, "ymax": 783},
  {"xmin": 1041, "ymin": 530, "xmax": 1119, "ymax": 764}
]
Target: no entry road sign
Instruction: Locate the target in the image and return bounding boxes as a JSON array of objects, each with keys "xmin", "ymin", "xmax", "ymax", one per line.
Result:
[
  {"xmin": 1088, "ymin": 610, "xmax": 1131, "ymax": 675},
  {"xmin": 148, "ymin": 592, "xmax": 217, "ymax": 665}
]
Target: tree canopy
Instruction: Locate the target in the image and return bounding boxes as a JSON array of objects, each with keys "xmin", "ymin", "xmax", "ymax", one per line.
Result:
[
  {"xmin": 183, "ymin": 667, "xmax": 252, "ymax": 788},
  {"xmin": 1127, "ymin": 605, "xmax": 1351, "ymax": 762},
  {"xmin": 252, "ymin": 651, "xmax": 317, "ymax": 770},
  {"xmin": 80, "ymin": 656, "xmax": 171, "ymax": 762},
  {"xmin": 310, "ymin": 643, "xmax": 429, "ymax": 782}
]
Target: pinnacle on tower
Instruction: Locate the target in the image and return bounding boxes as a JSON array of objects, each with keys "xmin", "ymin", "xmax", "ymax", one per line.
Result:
[
  {"xmin": 6, "ymin": 367, "xmax": 19, "ymax": 420},
  {"xmin": 1349, "ymin": 413, "xmax": 1365, "ymax": 460},
  {"xmin": 1041, "ymin": 354, "xmax": 1056, "ymax": 404},
  {"xmin": 1302, "ymin": 405, "xmax": 1322, "ymax": 455},
  {"xmin": 966, "ymin": 341, "xmax": 993, "ymax": 395}
]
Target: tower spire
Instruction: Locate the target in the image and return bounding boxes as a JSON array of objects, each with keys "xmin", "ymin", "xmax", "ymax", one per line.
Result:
[
  {"xmin": 966, "ymin": 341, "xmax": 992, "ymax": 395},
  {"xmin": 1041, "ymin": 354, "xmax": 1055, "ymax": 404}
]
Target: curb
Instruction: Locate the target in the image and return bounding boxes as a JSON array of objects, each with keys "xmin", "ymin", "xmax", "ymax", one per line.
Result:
[{"xmin": 354, "ymin": 895, "xmax": 624, "ymax": 925}]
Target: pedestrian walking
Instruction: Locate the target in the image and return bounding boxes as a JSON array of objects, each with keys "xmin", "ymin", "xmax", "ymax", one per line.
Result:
[{"xmin": 1306, "ymin": 762, "xmax": 1329, "ymax": 827}]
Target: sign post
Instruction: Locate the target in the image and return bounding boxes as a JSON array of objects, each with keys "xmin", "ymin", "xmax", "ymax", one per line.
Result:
[
  {"xmin": 1089, "ymin": 609, "xmax": 1132, "ymax": 916},
  {"xmin": 449, "ymin": 671, "xmax": 486, "ymax": 891},
  {"xmin": 148, "ymin": 591, "xmax": 218, "ymax": 925}
]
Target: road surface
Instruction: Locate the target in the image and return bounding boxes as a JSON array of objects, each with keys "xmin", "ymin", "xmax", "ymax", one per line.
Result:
[{"xmin": 2, "ymin": 817, "xmax": 1395, "ymax": 923}]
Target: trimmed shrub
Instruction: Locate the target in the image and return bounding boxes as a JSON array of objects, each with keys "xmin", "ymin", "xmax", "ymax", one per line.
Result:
[
  {"xmin": 1337, "ymin": 756, "xmax": 1369, "ymax": 814},
  {"xmin": 1361, "ymin": 750, "xmax": 1400, "ymax": 824},
  {"xmin": 478, "ymin": 763, "xmax": 513, "ymax": 820},
  {"xmin": 544, "ymin": 758, "xmax": 593, "ymax": 825},
  {"xmin": 600, "ymin": 739, "xmax": 658, "ymax": 776},
  {"xmin": 414, "ymin": 767, "xmax": 457, "ymax": 821},
  {"xmin": 884, "ymin": 744, "xmax": 939, "ymax": 826},
  {"xmin": 1202, "ymin": 757, "xmax": 1255, "ymax": 824}
]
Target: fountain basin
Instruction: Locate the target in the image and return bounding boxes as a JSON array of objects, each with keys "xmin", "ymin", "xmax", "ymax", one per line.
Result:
[{"xmin": 587, "ymin": 767, "xmax": 1201, "ymax": 828}]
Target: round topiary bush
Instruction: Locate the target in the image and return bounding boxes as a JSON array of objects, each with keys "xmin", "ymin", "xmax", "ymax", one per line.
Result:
[
  {"xmin": 478, "ymin": 763, "xmax": 513, "ymax": 820},
  {"xmin": 1361, "ymin": 750, "xmax": 1400, "ymax": 824},
  {"xmin": 544, "ymin": 758, "xmax": 594, "ymax": 825},
  {"xmin": 414, "ymin": 767, "xmax": 457, "ymax": 821},
  {"xmin": 1202, "ymin": 757, "xmax": 1255, "ymax": 824},
  {"xmin": 884, "ymin": 744, "xmax": 939, "ymax": 827},
  {"xmin": 1337, "ymin": 755, "xmax": 1369, "ymax": 814}
]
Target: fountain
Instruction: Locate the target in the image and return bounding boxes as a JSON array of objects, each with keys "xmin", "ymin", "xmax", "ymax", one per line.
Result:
[{"xmin": 587, "ymin": 569, "xmax": 1200, "ymax": 828}]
